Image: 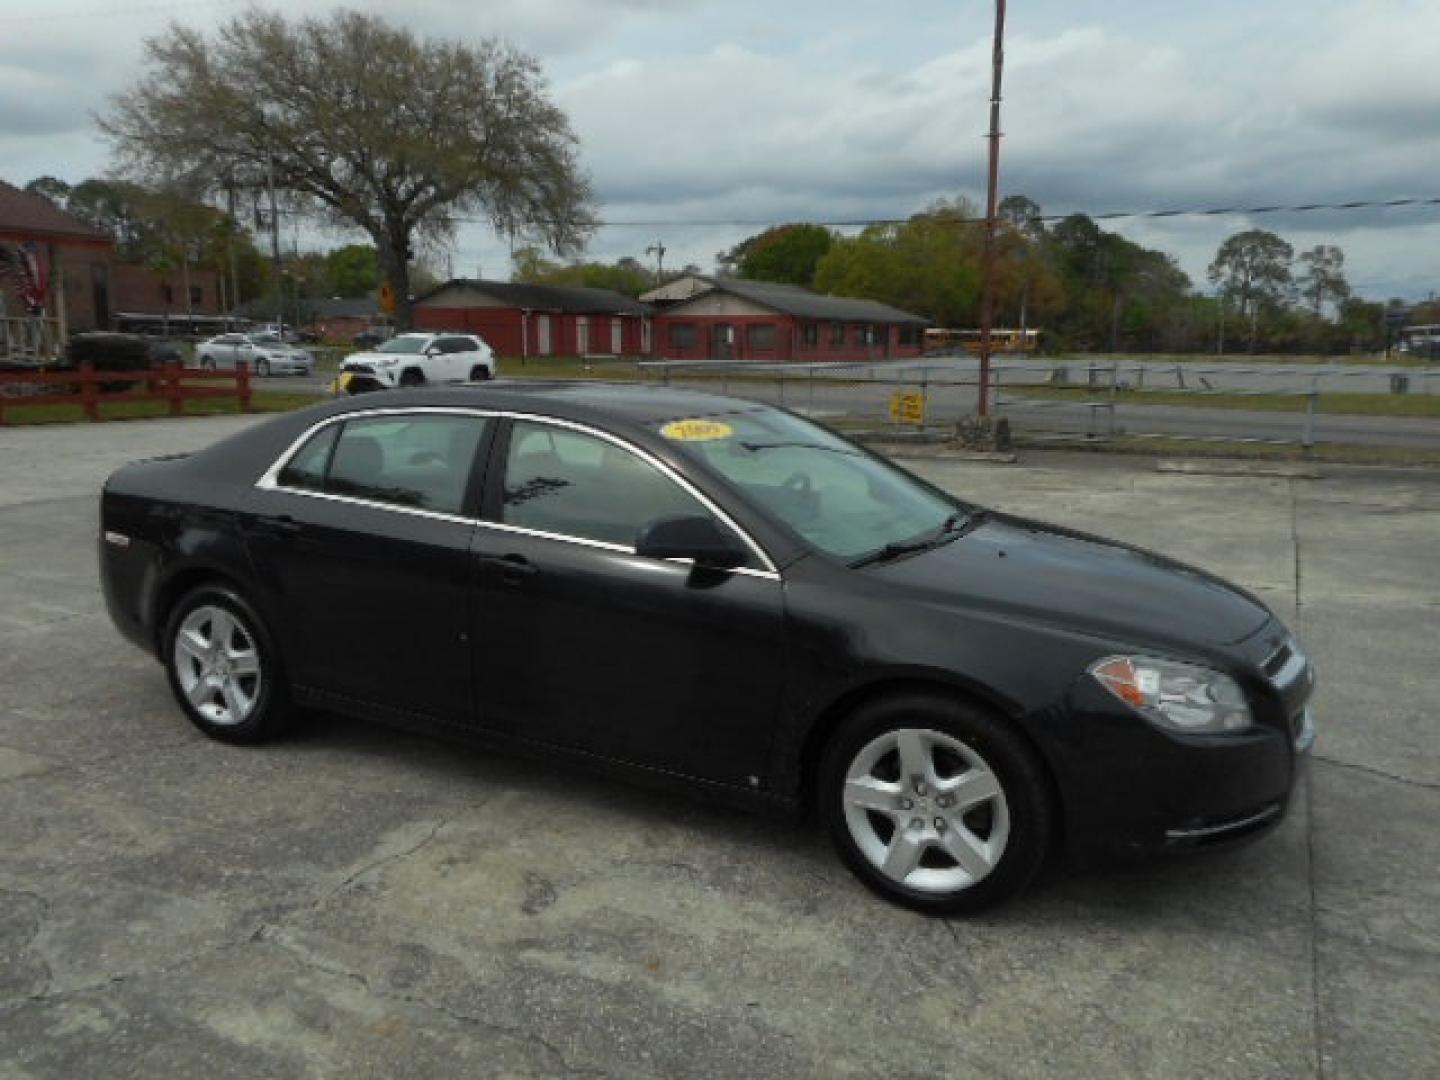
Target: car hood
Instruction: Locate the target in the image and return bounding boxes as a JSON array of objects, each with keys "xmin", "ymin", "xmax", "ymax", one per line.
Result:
[{"xmin": 869, "ymin": 513, "xmax": 1271, "ymax": 648}]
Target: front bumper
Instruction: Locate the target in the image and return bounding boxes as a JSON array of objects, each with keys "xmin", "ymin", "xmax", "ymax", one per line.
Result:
[
  {"xmin": 1045, "ymin": 668, "xmax": 1314, "ymax": 867},
  {"xmin": 339, "ymin": 364, "xmax": 398, "ymax": 393}
]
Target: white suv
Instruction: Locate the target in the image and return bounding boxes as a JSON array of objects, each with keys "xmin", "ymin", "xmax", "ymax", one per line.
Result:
[{"xmin": 340, "ymin": 332, "xmax": 496, "ymax": 392}]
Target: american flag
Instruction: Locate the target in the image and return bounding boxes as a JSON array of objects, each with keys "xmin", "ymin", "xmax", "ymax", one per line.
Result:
[{"xmin": 0, "ymin": 241, "xmax": 49, "ymax": 315}]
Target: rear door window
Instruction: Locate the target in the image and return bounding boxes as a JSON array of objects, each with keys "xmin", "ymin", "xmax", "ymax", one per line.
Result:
[{"xmin": 276, "ymin": 414, "xmax": 489, "ymax": 516}]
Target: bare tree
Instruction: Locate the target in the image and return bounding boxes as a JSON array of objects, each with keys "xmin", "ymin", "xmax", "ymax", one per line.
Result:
[{"xmin": 101, "ymin": 8, "xmax": 595, "ymax": 328}]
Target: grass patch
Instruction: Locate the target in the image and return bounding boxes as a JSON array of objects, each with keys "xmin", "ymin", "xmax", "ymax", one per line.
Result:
[
  {"xmin": 0, "ymin": 390, "xmax": 317, "ymax": 426},
  {"xmin": 1016, "ymin": 434, "xmax": 1440, "ymax": 468},
  {"xmin": 1041, "ymin": 352, "xmax": 1436, "ymax": 369},
  {"xmin": 1003, "ymin": 384, "xmax": 1440, "ymax": 419}
]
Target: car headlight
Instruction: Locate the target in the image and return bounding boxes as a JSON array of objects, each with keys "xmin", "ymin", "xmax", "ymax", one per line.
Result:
[
  {"xmin": 1089, "ymin": 655, "xmax": 1252, "ymax": 735},
  {"xmin": 373, "ymin": 356, "xmax": 399, "ymax": 366}
]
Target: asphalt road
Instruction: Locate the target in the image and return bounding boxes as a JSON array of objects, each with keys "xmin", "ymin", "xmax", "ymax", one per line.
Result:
[{"xmin": 2, "ymin": 415, "xmax": 1438, "ymax": 1078}]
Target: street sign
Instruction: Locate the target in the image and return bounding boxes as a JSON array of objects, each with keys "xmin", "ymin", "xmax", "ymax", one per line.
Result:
[
  {"xmin": 889, "ymin": 390, "xmax": 927, "ymax": 426},
  {"xmin": 378, "ymin": 282, "xmax": 397, "ymax": 315}
]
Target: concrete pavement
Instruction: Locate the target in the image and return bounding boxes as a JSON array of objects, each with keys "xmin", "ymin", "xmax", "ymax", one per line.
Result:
[{"xmin": 1, "ymin": 414, "xmax": 1437, "ymax": 1078}]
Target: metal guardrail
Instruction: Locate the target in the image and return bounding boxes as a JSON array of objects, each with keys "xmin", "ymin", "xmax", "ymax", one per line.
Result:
[{"xmin": 634, "ymin": 357, "xmax": 1440, "ymax": 449}]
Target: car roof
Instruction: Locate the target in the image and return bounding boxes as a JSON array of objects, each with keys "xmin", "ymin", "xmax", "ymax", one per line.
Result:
[{"xmin": 311, "ymin": 381, "xmax": 771, "ymax": 431}]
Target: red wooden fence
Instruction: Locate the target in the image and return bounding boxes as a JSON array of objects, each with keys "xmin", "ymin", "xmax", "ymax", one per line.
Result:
[{"xmin": 0, "ymin": 364, "xmax": 252, "ymax": 425}]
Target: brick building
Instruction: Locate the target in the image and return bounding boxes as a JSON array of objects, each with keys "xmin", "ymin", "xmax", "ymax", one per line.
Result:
[
  {"xmin": 414, "ymin": 279, "xmax": 652, "ymax": 358},
  {"xmin": 1, "ymin": 179, "xmax": 225, "ymax": 339},
  {"xmin": 642, "ymin": 275, "xmax": 927, "ymax": 362}
]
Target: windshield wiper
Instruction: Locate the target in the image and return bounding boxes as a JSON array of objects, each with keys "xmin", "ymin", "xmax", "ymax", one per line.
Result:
[
  {"xmin": 738, "ymin": 441, "xmax": 858, "ymax": 456},
  {"xmin": 848, "ymin": 509, "xmax": 989, "ymax": 568}
]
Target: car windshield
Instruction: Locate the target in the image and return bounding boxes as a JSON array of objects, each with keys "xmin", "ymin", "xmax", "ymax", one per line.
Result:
[
  {"xmin": 655, "ymin": 408, "xmax": 963, "ymax": 561},
  {"xmin": 375, "ymin": 336, "xmax": 429, "ymax": 355}
]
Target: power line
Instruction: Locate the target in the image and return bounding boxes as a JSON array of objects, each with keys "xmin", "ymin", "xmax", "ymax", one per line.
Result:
[
  {"xmin": 417, "ymin": 195, "xmax": 1440, "ymax": 230},
  {"xmin": 261, "ymin": 192, "xmax": 1440, "ymax": 231}
]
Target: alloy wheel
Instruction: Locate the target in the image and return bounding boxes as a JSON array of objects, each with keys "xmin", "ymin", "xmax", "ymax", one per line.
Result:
[
  {"xmin": 842, "ymin": 727, "xmax": 1010, "ymax": 893},
  {"xmin": 172, "ymin": 604, "xmax": 262, "ymax": 726}
]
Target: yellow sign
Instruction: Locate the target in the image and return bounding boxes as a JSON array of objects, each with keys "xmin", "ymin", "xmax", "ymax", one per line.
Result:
[
  {"xmin": 659, "ymin": 419, "xmax": 734, "ymax": 442},
  {"xmin": 889, "ymin": 390, "xmax": 927, "ymax": 425},
  {"xmin": 378, "ymin": 282, "xmax": 397, "ymax": 315}
]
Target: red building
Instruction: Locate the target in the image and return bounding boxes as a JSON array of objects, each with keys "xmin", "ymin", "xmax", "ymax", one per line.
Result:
[
  {"xmin": 644, "ymin": 275, "xmax": 927, "ymax": 362},
  {"xmin": 0, "ymin": 179, "xmax": 112, "ymax": 351},
  {"xmin": 413, "ymin": 280, "xmax": 652, "ymax": 359}
]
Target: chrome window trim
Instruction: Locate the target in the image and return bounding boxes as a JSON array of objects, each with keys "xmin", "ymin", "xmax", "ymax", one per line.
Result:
[{"xmin": 253, "ymin": 405, "xmax": 781, "ymax": 578}]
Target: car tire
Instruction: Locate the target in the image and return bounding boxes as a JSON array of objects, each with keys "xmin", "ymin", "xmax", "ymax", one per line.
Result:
[
  {"xmin": 818, "ymin": 691, "xmax": 1052, "ymax": 915},
  {"xmin": 399, "ymin": 368, "xmax": 425, "ymax": 387},
  {"xmin": 469, "ymin": 364, "xmax": 492, "ymax": 381},
  {"xmin": 200, "ymin": 355, "xmax": 215, "ymax": 370},
  {"xmin": 256, "ymin": 358, "xmax": 270, "ymax": 377},
  {"xmin": 162, "ymin": 584, "xmax": 293, "ymax": 745}
]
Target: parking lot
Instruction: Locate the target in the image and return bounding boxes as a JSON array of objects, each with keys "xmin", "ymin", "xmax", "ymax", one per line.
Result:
[{"xmin": 1, "ymin": 414, "xmax": 1437, "ymax": 1079}]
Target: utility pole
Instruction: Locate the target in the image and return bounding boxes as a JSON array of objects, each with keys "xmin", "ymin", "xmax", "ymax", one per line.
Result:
[
  {"xmin": 265, "ymin": 152, "xmax": 283, "ymax": 330},
  {"xmin": 976, "ymin": 0, "xmax": 1007, "ymax": 418},
  {"xmin": 225, "ymin": 181, "xmax": 241, "ymax": 330},
  {"xmin": 646, "ymin": 240, "xmax": 667, "ymax": 284}
]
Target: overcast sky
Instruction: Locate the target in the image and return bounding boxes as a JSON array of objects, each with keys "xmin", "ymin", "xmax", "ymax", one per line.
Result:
[{"xmin": 3, "ymin": 0, "xmax": 1438, "ymax": 300}]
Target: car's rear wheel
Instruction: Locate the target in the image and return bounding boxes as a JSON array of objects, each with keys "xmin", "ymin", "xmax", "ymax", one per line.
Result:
[
  {"xmin": 256, "ymin": 358, "xmax": 270, "ymax": 377},
  {"xmin": 469, "ymin": 363, "xmax": 492, "ymax": 381},
  {"xmin": 819, "ymin": 692, "xmax": 1051, "ymax": 915},
  {"xmin": 200, "ymin": 355, "xmax": 215, "ymax": 370},
  {"xmin": 399, "ymin": 368, "xmax": 425, "ymax": 387},
  {"xmin": 163, "ymin": 585, "xmax": 292, "ymax": 744}
]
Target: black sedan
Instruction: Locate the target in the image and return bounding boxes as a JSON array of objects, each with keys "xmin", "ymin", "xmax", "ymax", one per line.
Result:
[{"xmin": 99, "ymin": 383, "xmax": 1315, "ymax": 914}]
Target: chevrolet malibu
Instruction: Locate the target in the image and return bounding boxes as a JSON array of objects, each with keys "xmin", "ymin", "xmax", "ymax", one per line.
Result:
[{"xmin": 99, "ymin": 383, "xmax": 1315, "ymax": 914}]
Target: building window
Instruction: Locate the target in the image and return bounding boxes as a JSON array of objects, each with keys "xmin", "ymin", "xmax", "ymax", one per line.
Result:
[
  {"xmin": 864, "ymin": 325, "xmax": 878, "ymax": 346},
  {"xmin": 748, "ymin": 323, "xmax": 777, "ymax": 351},
  {"xmin": 831, "ymin": 323, "xmax": 847, "ymax": 348},
  {"xmin": 899, "ymin": 324, "xmax": 920, "ymax": 347},
  {"xmin": 162, "ymin": 284, "xmax": 174, "ymax": 304},
  {"xmin": 190, "ymin": 286, "xmax": 203, "ymax": 304},
  {"xmin": 802, "ymin": 322, "xmax": 818, "ymax": 347},
  {"xmin": 669, "ymin": 322, "xmax": 697, "ymax": 349}
]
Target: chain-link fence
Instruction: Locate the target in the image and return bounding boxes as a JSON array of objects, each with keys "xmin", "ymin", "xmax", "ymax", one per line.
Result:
[{"xmin": 634, "ymin": 357, "xmax": 1440, "ymax": 449}]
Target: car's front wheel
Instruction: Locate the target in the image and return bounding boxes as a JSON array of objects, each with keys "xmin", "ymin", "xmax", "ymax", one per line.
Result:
[
  {"xmin": 163, "ymin": 585, "xmax": 292, "ymax": 744},
  {"xmin": 399, "ymin": 368, "xmax": 425, "ymax": 387},
  {"xmin": 819, "ymin": 692, "xmax": 1052, "ymax": 915}
]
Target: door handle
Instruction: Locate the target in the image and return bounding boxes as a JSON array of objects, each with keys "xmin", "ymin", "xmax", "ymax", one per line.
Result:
[
  {"xmin": 478, "ymin": 553, "xmax": 538, "ymax": 583},
  {"xmin": 254, "ymin": 514, "xmax": 303, "ymax": 538}
]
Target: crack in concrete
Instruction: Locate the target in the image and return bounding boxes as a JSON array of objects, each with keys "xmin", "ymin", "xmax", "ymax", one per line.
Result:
[
  {"xmin": 1310, "ymin": 754, "xmax": 1440, "ymax": 792},
  {"xmin": 256, "ymin": 931, "xmax": 612, "ymax": 1078},
  {"xmin": 0, "ymin": 937, "xmax": 252, "ymax": 1019}
]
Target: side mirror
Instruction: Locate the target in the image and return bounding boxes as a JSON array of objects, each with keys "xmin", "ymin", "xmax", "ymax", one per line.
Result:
[{"xmin": 635, "ymin": 514, "xmax": 748, "ymax": 569}]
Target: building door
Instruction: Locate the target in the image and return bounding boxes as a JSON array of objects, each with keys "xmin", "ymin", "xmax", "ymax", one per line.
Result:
[
  {"xmin": 712, "ymin": 323, "xmax": 734, "ymax": 361},
  {"xmin": 537, "ymin": 315, "xmax": 552, "ymax": 356},
  {"xmin": 642, "ymin": 318, "xmax": 652, "ymax": 356},
  {"xmin": 611, "ymin": 318, "xmax": 623, "ymax": 355},
  {"xmin": 577, "ymin": 317, "xmax": 590, "ymax": 356}
]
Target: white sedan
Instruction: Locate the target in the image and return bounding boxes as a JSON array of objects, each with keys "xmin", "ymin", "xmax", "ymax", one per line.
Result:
[{"xmin": 195, "ymin": 334, "xmax": 316, "ymax": 376}]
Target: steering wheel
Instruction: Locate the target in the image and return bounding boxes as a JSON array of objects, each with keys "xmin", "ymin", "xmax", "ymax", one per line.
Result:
[{"xmin": 782, "ymin": 472, "xmax": 814, "ymax": 495}]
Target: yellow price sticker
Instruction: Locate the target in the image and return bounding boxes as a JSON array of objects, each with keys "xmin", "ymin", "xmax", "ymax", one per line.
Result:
[{"xmin": 659, "ymin": 419, "xmax": 734, "ymax": 442}]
